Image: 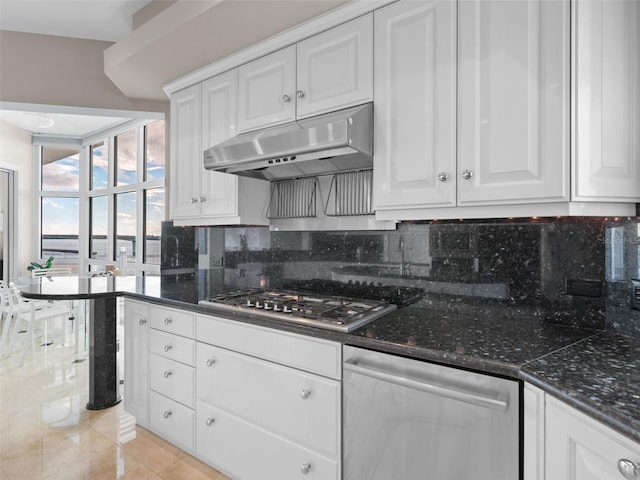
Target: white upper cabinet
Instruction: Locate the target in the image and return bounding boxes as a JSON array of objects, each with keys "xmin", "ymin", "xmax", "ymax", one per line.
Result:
[
  {"xmin": 457, "ymin": 0, "xmax": 569, "ymax": 206},
  {"xmin": 238, "ymin": 15, "xmax": 373, "ymax": 133},
  {"xmin": 170, "ymin": 76, "xmax": 269, "ymax": 226},
  {"xmin": 572, "ymin": 0, "xmax": 640, "ymax": 202},
  {"xmin": 170, "ymin": 84, "xmax": 203, "ymax": 220},
  {"xmin": 374, "ymin": 0, "xmax": 457, "ymax": 212},
  {"xmin": 201, "ymin": 71, "xmax": 240, "ymax": 218},
  {"xmin": 296, "ymin": 14, "xmax": 373, "ymax": 119},
  {"xmin": 238, "ymin": 46, "xmax": 297, "ymax": 133}
]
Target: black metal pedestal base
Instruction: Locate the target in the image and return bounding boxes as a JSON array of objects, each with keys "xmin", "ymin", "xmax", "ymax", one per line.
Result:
[{"xmin": 86, "ymin": 297, "xmax": 122, "ymax": 410}]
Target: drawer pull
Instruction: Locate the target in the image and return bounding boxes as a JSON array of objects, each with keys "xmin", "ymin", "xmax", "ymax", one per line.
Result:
[
  {"xmin": 164, "ymin": 317, "xmax": 172, "ymax": 325},
  {"xmin": 300, "ymin": 389, "xmax": 311, "ymax": 400},
  {"xmin": 163, "ymin": 410, "xmax": 172, "ymax": 419},
  {"xmin": 205, "ymin": 417, "xmax": 215, "ymax": 427},
  {"xmin": 163, "ymin": 345, "xmax": 172, "ymax": 352},
  {"xmin": 163, "ymin": 370, "xmax": 172, "ymax": 378},
  {"xmin": 618, "ymin": 459, "xmax": 640, "ymax": 479},
  {"xmin": 300, "ymin": 463, "xmax": 311, "ymax": 475},
  {"xmin": 138, "ymin": 318, "xmax": 146, "ymax": 326},
  {"xmin": 206, "ymin": 358, "xmax": 215, "ymax": 367}
]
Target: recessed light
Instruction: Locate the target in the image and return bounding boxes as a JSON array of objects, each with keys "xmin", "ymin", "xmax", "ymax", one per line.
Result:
[{"xmin": 22, "ymin": 112, "xmax": 54, "ymax": 129}]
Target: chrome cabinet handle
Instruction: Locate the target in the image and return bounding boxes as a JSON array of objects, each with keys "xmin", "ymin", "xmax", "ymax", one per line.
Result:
[
  {"xmin": 138, "ymin": 318, "xmax": 146, "ymax": 326},
  {"xmin": 163, "ymin": 410, "xmax": 172, "ymax": 419},
  {"xmin": 300, "ymin": 463, "xmax": 311, "ymax": 475},
  {"xmin": 300, "ymin": 389, "xmax": 311, "ymax": 400},
  {"xmin": 199, "ymin": 197, "xmax": 206, "ymax": 203},
  {"xmin": 205, "ymin": 417, "xmax": 215, "ymax": 427},
  {"xmin": 437, "ymin": 172, "xmax": 448, "ymax": 183},
  {"xmin": 281, "ymin": 94, "xmax": 291, "ymax": 103},
  {"xmin": 206, "ymin": 358, "xmax": 215, "ymax": 367},
  {"xmin": 163, "ymin": 345, "xmax": 172, "ymax": 352},
  {"xmin": 461, "ymin": 169, "xmax": 473, "ymax": 180},
  {"xmin": 163, "ymin": 317, "xmax": 172, "ymax": 325},
  {"xmin": 618, "ymin": 459, "xmax": 640, "ymax": 479},
  {"xmin": 296, "ymin": 90, "xmax": 305, "ymax": 99},
  {"xmin": 163, "ymin": 370, "xmax": 172, "ymax": 378},
  {"xmin": 190, "ymin": 198, "xmax": 198, "ymax": 204}
]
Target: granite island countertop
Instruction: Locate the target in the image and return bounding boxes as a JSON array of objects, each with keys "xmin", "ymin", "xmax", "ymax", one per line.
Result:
[{"xmin": 19, "ymin": 274, "xmax": 640, "ymax": 444}]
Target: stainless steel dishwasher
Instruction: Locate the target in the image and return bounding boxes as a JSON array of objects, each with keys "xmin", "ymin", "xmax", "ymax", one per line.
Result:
[{"xmin": 343, "ymin": 346, "xmax": 521, "ymax": 480}]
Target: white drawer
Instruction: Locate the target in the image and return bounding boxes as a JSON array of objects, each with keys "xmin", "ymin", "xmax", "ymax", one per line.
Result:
[
  {"xmin": 197, "ymin": 342, "xmax": 340, "ymax": 457},
  {"xmin": 149, "ymin": 304, "xmax": 195, "ymax": 338},
  {"xmin": 196, "ymin": 314, "xmax": 342, "ymax": 379},
  {"xmin": 149, "ymin": 391, "xmax": 194, "ymax": 453},
  {"xmin": 196, "ymin": 401, "xmax": 340, "ymax": 480},
  {"xmin": 150, "ymin": 353, "xmax": 195, "ymax": 408},
  {"xmin": 150, "ymin": 329, "xmax": 195, "ymax": 366}
]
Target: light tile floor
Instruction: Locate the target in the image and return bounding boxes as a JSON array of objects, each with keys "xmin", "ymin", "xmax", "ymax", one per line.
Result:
[{"xmin": 0, "ymin": 318, "xmax": 230, "ymax": 480}]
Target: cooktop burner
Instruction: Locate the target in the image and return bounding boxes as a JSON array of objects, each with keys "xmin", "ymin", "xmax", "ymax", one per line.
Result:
[{"xmin": 198, "ymin": 288, "xmax": 398, "ymax": 333}]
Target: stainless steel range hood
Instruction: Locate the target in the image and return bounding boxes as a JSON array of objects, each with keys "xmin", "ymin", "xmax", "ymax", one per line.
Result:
[{"xmin": 203, "ymin": 103, "xmax": 373, "ymax": 181}]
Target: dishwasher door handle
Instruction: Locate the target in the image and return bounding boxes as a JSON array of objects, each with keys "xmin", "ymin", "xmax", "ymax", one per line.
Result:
[{"xmin": 344, "ymin": 360, "xmax": 509, "ymax": 411}]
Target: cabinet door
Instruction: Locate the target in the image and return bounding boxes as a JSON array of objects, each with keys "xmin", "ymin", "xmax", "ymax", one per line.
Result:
[
  {"xmin": 196, "ymin": 342, "xmax": 340, "ymax": 458},
  {"xmin": 124, "ymin": 300, "xmax": 149, "ymax": 427},
  {"xmin": 296, "ymin": 14, "xmax": 373, "ymax": 119},
  {"xmin": 374, "ymin": 0, "xmax": 457, "ymax": 212},
  {"xmin": 572, "ymin": 0, "xmax": 640, "ymax": 202},
  {"xmin": 238, "ymin": 46, "xmax": 296, "ymax": 132},
  {"xmin": 169, "ymin": 84, "xmax": 202, "ymax": 219},
  {"xmin": 545, "ymin": 396, "xmax": 640, "ymax": 480},
  {"xmin": 196, "ymin": 402, "xmax": 340, "ymax": 480},
  {"xmin": 201, "ymin": 70, "xmax": 240, "ymax": 218},
  {"xmin": 458, "ymin": 0, "xmax": 569, "ymax": 206},
  {"xmin": 149, "ymin": 391, "xmax": 194, "ymax": 453}
]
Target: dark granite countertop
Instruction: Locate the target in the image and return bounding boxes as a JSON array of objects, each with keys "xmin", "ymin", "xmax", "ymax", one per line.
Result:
[{"xmin": 19, "ymin": 274, "xmax": 640, "ymax": 444}]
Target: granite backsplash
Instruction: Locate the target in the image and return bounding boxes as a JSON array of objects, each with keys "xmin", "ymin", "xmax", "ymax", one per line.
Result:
[{"xmin": 162, "ymin": 216, "xmax": 640, "ymax": 338}]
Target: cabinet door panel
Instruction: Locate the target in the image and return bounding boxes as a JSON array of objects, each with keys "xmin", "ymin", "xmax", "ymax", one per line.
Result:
[
  {"xmin": 196, "ymin": 402, "xmax": 339, "ymax": 480},
  {"xmin": 169, "ymin": 85, "xmax": 202, "ymax": 219},
  {"xmin": 196, "ymin": 314, "xmax": 342, "ymax": 379},
  {"xmin": 196, "ymin": 342, "xmax": 340, "ymax": 457},
  {"xmin": 150, "ymin": 354, "xmax": 195, "ymax": 409},
  {"xmin": 238, "ymin": 46, "xmax": 296, "ymax": 132},
  {"xmin": 149, "ymin": 391, "xmax": 194, "ymax": 452},
  {"xmin": 124, "ymin": 300, "xmax": 149, "ymax": 427},
  {"xmin": 374, "ymin": 0, "xmax": 456, "ymax": 211},
  {"xmin": 573, "ymin": 0, "xmax": 640, "ymax": 201},
  {"xmin": 458, "ymin": 0, "xmax": 569, "ymax": 205},
  {"xmin": 201, "ymin": 70, "xmax": 240, "ymax": 217},
  {"xmin": 545, "ymin": 397, "xmax": 640, "ymax": 480},
  {"xmin": 296, "ymin": 14, "xmax": 373, "ymax": 118},
  {"xmin": 150, "ymin": 330, "xmax": 195, "ymax": 366}
]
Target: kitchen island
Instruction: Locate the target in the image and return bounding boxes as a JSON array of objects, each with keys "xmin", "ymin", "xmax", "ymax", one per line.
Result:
[{"xmin": 19, "ymin": 273, "xmax": 640, "ymax": 445}]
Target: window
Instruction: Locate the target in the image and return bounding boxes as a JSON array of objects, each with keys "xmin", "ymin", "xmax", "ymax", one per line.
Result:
[
  {"xmin": 90, "ymin": 196, "xmax": 108, "ymax": 259},
  {"xmin": 37, "ymin": 117, "xmax": 165, "ymax": 274},
  {"xmin": 39, "ymin": 147, "xmax": 80, "ymax": 259}
]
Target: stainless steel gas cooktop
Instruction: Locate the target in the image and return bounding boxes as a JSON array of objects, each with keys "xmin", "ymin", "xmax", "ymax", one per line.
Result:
[{"xmin": 199, "ymin": 289, "xmax": 397, "ymax": 333}]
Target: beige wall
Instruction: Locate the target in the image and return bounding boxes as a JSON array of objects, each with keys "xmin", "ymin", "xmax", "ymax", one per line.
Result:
[
  {"xmin": 0, "ymin": 119, "xmax": 34, "ymax": 277},
  {"xmin": 0, "ymin": 30, "xmax": 167, "ymax": 113}
]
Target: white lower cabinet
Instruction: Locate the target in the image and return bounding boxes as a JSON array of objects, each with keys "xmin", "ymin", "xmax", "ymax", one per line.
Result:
[
  {"xmin": 149, "ymin": 390, "xmax": 195, "ymax": 452},
  {"xmin": 197, "ymin": 402, "xmax": 339, "ymax": 480},
  {"xmin": 149, "ymin": 354, "xmax": 195, "ymax": 409},
  {"xmin": 195, "ymin": 313, "xmax": 342, "ymax": 480},
  {"xmin": 197, "ymin": 342, "xmax": 340, "ymax": 458},
  {"xmin": 525, "ymin": 384, "xmax": 640, "ymax": 480},
  {"xmin": 124, "ymin": 299, "xmax": 150, "ymax": 428}
]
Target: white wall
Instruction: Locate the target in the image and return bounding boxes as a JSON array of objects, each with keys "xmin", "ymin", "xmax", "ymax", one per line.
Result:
[{"xmin": 0, "ymin": 119, "xmax": 34, "ymax": 277}]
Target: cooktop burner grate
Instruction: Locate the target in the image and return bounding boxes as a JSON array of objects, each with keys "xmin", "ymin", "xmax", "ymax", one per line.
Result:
[{"xmin": 198, "ymin": 288, "xmax": 398, "ymax": 332}]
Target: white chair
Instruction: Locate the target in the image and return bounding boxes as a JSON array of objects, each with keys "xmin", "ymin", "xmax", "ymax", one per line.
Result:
[
  {"xmin": 6, "ymin": 287, "xmax": 70, "ymax": 366},
  {"xmin": 31, "ymin": 267, "xmax": 82, "ymax": 352}
]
